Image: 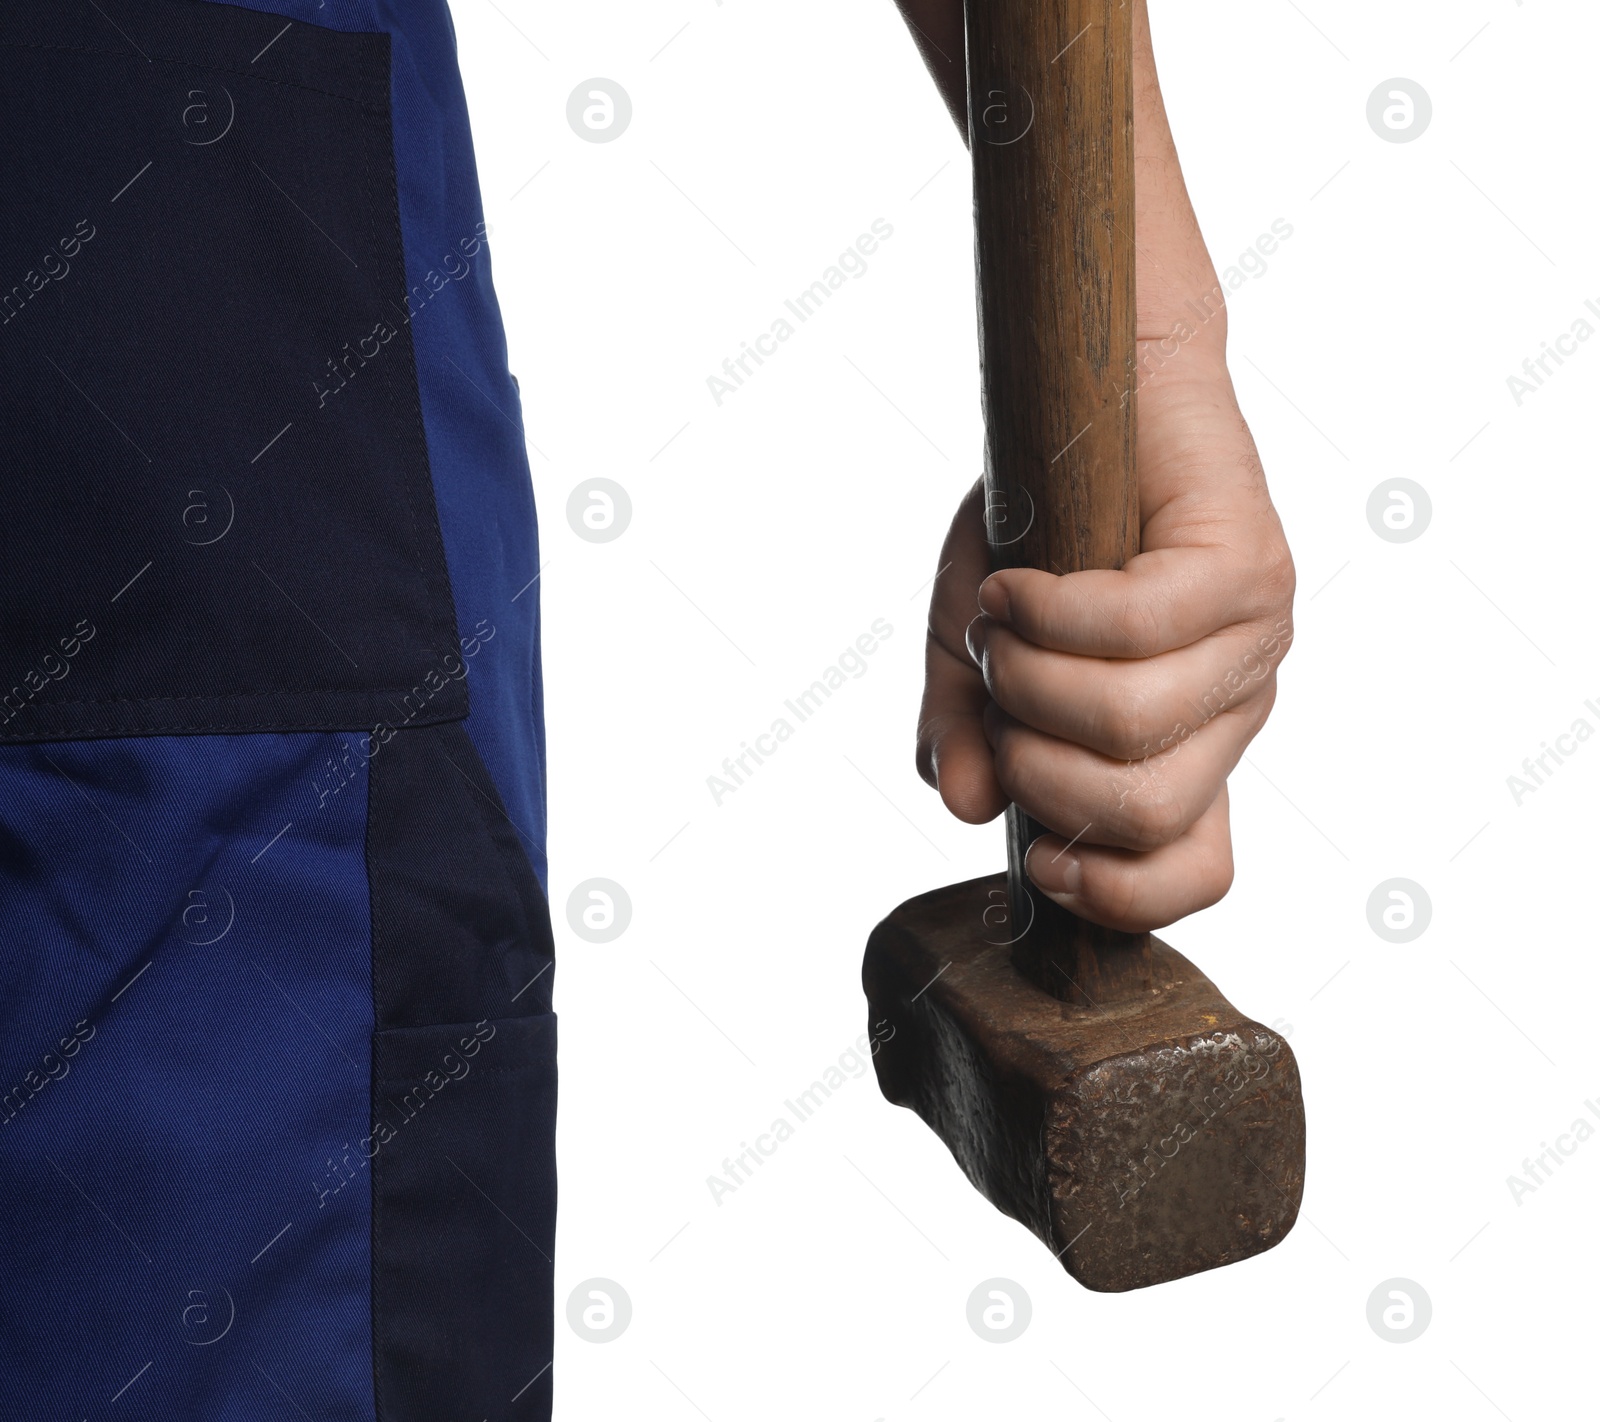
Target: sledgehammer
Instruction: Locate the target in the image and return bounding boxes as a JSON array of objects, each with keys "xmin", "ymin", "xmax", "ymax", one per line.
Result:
[{"xmin": 862, "ymin": 0, "xmax": 1305, "ymax": 1291}]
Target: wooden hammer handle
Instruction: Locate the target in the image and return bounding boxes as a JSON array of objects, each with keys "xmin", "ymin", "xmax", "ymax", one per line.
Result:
[{"xmin": 968, "ymin": 0, "xmax": 1163, "ymax": 1005}]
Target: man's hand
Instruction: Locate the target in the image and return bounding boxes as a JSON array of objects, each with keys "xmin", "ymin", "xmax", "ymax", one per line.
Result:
[{"xmin": 902, "ymin": 0, "xmax": 1296, "ymax": 933}]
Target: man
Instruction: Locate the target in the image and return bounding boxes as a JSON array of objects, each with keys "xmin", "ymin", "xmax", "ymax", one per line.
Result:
[
  {"xmin": 0, "ymin": 2, "xmax": 554, "ymax": 1417},
  {"xmin": 0, "ymin": 1, "xmax": 1289, "ymax": 1418}
]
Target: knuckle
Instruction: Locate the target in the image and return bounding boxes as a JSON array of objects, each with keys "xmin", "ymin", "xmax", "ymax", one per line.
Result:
[
  {"xmin": 1244, "ymin": 679, "xmax": 1278, "ymax": 735},
  {"xmin": 1081, "ymin": 858, "xmax": 1142, "ymax": 927},
  {"xmin": 1100, "ymin": 678, "xmax": 1158, "ymax": 759},
  {"xmin": 1203, "ymin": 851, "xmax": 1236, "ymax": 907},
  {"xmin": 1254, "ymin": 542, "xmax": 1297, "ymax": 613},
  {"xmin": 1114, "ymin": 788, "xmax": 1188, "ymax": 851}
]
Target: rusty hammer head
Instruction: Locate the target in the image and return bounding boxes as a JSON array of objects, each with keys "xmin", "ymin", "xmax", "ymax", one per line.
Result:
[{"xmin": 862, "ymin": 872, "xmax": 1303, "ymax": 1291}]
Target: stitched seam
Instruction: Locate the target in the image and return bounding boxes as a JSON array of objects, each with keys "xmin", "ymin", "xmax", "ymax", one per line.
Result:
[
  {"xmin": 0, "ymin": 39, "xmax": 379, "ymax": 109},
  {"xmin": 373, "ymin": 1063, "xmax": 543, "ymax": 1080},
  {"xmin": 0, "ymin": 710, "xmax": 466, "ymax": 738},
  {"xmin": 1, "ymin": 684, "xmax": 468, "ymax": 708},
  {"xmin": 363, "ymin": 759, "xmax": 388, "ymax": 1422},
  {"xmin": 373, "ymin": 1014, "xmax": 555, "ymax": 1038}
]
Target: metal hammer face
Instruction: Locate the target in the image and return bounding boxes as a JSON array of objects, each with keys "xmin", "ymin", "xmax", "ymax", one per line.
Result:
[{"xmin": 863, "ymin": 875, "xmax": 1305, "ymax": 1292}]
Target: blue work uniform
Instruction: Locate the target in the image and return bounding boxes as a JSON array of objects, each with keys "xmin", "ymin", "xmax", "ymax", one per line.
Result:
[{"xmin": 0, "ymin": 2, "xmax": 555, "ymax": 1417}]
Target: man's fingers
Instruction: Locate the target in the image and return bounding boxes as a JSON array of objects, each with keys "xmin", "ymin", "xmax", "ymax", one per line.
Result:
[
  {"xmin": 978, "ymin": 542, "xmax": 1294, "ymax": 660},
  {"xmin": 984, "ymin": 690, "xmax": 1268, "ymax": 852},
  {"xmin": 979, "ymin": 619, "xmax": 1288, "ymax": 760},
  {"xmin": 916, "ymin": 479, "xmax": 1008, "ymax": 823},
  {"xmin": 1023, "ymin": 785, "xmax": 1234, "ymax": 933},
  {"xmin": 916, "ymin": 632, "xmax": 1007, "ymax": 823}
]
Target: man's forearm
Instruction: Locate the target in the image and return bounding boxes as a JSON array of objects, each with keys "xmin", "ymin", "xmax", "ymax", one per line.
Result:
[{"xmin": 895, "ymin": 0, "xmax": 968, "ymax": 135}]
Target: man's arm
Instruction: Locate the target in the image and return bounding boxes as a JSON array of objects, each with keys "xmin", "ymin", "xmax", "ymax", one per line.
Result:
[
  {"xmin": 902, "ymin": 0, "xmax": 1297, "ymax": 933},
  {"xmin": 894, "ymin": 0, "xmax": 969, "ymax": 133}
]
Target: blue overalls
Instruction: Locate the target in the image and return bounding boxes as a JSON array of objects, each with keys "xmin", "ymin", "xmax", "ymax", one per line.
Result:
[{"xmin": 0, "ymin": 3, "xmax": 555, "ymax": 1416}]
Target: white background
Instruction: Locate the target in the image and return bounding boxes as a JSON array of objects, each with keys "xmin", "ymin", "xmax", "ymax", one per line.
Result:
[{"xmin": 456, "ymin": 0, "xmax": 1597, "ymax": 1416}]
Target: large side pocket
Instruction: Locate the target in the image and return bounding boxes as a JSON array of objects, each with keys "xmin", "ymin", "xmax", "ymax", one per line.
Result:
[
  {"xmin": 0, "ymin": 0, "xmax": 467, "ymax": 740},
  {"xmin": 372, "ymin": 1012, "xmax": 557, "ymax": 1421}
]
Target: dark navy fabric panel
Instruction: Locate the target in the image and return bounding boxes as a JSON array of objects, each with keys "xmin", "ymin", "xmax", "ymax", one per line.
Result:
[
  {"xmin": 0, "ymin": 0, "xmax": 468, "ymax": 741},
  {"xmin": 367, "ymin": 721, "xmax": 555, "ymax": 1026},
  {"xmin": 372, "ymin": 1013, "xmax": 557, "ymax": 1419},
  {"xmin": 0, "ymin": 733, "xmax": 375, "ymax": 1420},
  {"xmin": 366, "ymin": 722, "xmax": 557, "ymax": 1417}
]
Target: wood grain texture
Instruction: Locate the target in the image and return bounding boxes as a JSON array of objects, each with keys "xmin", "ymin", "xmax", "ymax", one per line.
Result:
[{"xmin": 967, "ymin": 0, "xmax": 1165, "ymax": 1005}]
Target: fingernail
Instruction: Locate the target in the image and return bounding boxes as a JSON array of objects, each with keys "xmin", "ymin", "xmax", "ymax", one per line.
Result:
[
  {"xmin": 965, "ymin": 614, "xmax": 988, "ymax": 665},
  {"xmin": 978, "ymin": 574, "xmax": 1010, "ymax": 624},
  {"xmin": 1027, "ymin": 838, "xmax": 1081, "ymax": 897}
]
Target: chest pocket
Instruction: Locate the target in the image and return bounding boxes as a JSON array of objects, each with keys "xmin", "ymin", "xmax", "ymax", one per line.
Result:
[{"xmin": 0, "ymin": 0, "xmax": 469, "ymax": 741}]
